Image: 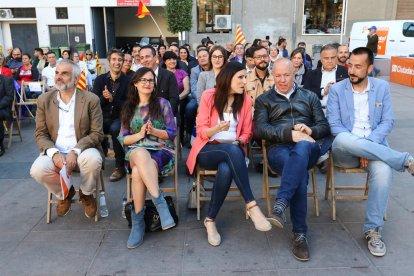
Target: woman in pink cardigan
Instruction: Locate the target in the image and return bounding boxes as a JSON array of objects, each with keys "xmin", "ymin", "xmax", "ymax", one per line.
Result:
[{"xmin": 186, "ymin": 62, "xmax": 271, "ymax": 247}]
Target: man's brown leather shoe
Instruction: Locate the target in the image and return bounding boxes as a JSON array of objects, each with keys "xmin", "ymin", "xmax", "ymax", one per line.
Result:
[
  {"xmin": 292, "ymin": 233, "xmax": 310, "ymax": 261},
  {"xmin": 56, "ymin": 186, "xmax": 76, "ymax": 217},
  {"xmin": 79, "ymin": 189, "xmax": 97, "ymax": 218}
]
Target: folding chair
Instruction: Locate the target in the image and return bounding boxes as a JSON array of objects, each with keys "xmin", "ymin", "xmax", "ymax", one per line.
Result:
[
  {"xmin": 262, "ymin": 140, "xmax": 319, "ymax": 217},
  {"xmin": 16, "ymin": 80, "xmax": 45, "ymax": 121},
  {"xmin": 126, "ymin": 134, "xmax": 180, "ymax": 214},
  {"xmin": 4, "ymin": 93, "xmax": 22, "ymax": 148},
  {"xmin": 195, "ymin": 165, "xmax": 248, "ymax": 221},
  {"xmin": 324, "ymin": 150, "xmax": 369, "ymax": 220},
  {"xmin": 47, "ymin": 170, "xmax": 105, "ymax": 223}
]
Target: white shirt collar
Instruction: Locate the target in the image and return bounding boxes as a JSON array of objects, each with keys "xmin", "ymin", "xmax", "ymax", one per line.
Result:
[
  {"xmin": 321, "ymin": 65, "xmax": 337, "ymax": 72},
  {"xmin": 352, "ymin": 79, "xmax": 370, "ymax": 94}
]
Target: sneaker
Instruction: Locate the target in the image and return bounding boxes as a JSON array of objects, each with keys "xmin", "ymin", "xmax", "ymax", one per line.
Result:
[
  {"xmin": 406, "ymin": 158, "xmax": 414, "ymax": 176},
  {"xmin": 110, "ymin": 167, "xmax": 126, "ymax": 182},
  {"xmin": 79, "ymin": 189, "xmax": 97, "ymax": 218},
  {"xmin": 56, "ymin": 186, "xmax": 76, "ymax": 217},
  {"xmin": 268, "ymin": 206, "xmax": 286, "ymax": 229},
  {"xmin": 292, "ymin": 233, "xmax": 310, "ymax": 261},
  {"xmin": 365, "ymin": 228, "xmax": 386, "ymax": 257}
]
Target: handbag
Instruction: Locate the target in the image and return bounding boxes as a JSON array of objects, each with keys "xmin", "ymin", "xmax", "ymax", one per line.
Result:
[{"xmin": 125, "ymin": 196, "xmax": 178, "ymax": 232}]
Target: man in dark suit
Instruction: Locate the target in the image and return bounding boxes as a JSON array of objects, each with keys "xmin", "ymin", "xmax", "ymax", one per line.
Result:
[
  {"xmin": 303, "ymin": 44, "xmax": 349, "ymax": 108},
  {"xmin": 93, "ymin": 49, "xmax": 130, "ymax": 182},
  {"xmin": 31, "ymin": 60, "xmax": 104, "ymax": 218},
  {"xmin": 0, "ymin": 75, "xmax": 14, "ymax": 156},
  {"xmin": 139, "ymin": 45, "xmax": 179, "ymax": 116}
]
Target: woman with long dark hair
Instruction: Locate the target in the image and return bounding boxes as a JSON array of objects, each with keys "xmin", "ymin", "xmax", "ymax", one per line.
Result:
[
  {"xmin": 119, "ymin": 67, "xmax": 177, "ymax": 249},
  {"xmin": 187, "ymin": 62, "xmax": 271, "ymax": 247}
]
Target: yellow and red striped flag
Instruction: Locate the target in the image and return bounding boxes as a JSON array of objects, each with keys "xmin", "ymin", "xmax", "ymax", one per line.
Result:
[
  {"xmin": 136, "ymin": 0, "xmax": 151, "ymax": 19},
  {"xmin": 77, "ymin": 70, "xmax": 87, "ymax": 90},
  {"xmin": 235, "ymin": 25, "xmax": 246, "ymax": 45},
  {"xmin": 95, "ymin": 51, "xmax": 101, "ymax": 75}
]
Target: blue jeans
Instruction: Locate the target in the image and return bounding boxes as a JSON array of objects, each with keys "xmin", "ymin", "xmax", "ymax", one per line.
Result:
[
  {"xmin": 197, "ymin": 143, "xmax": 255, "ymax": 219},
  {"xmin": 332, "ymin": 132, "xmax": 412, "ymax": 232},
  {"xmin": 267, "ymin": 141, "xmax": 321, "ymax": 234},
  {"xmin": 185, "ymin": 99, "xmax": 198, "ymax": 135}
]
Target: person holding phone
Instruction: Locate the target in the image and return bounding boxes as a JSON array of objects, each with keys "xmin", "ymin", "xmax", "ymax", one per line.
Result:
[
  {"xmin": 187, "ymin": 62, "xmax": 271, "ymax": 247},
  {"xmin": 119, "ymin": 67, "xmax": 177, "ymax": 249}
]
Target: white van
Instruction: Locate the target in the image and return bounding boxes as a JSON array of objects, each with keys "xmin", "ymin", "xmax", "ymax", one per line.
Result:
[{"xmin": 349, "ymin": 20, "xmax": 414, "ymax": 58}]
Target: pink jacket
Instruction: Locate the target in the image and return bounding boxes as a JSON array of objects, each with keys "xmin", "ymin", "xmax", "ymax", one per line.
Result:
[{"xmin": 186, "ymin": 88, "xmax": 253, "ymax": 175}]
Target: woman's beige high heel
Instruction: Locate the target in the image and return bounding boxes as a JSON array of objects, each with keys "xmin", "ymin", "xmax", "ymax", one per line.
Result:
[
  {"xmin": 246, "ymin": 203, "xmax": 272, "ymax": 232},
  {"xmin": 204, "ymin": 218, "xmax": 221, "ymax": 246}
]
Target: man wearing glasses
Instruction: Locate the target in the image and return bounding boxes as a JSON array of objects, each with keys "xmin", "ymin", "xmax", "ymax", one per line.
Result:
[
  {"xmin": 93, "ymin": 49, "xmax": 131, "ymax": 182},
  {"xmin": 139, "ymin": 45, "xmax": 179, "ymax": 116},
  {"xmin": 244, "ymin": 46, "xmax": 274, "ymax": 105},
  {"xmin": 31, "ymin": 59, "xmax": 104, "ymax": 218}
]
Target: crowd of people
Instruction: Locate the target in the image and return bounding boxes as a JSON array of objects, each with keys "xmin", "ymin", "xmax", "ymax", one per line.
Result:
[{"xmin": 1, "ymin": 33, "xmax": 414, "ymax": 261}]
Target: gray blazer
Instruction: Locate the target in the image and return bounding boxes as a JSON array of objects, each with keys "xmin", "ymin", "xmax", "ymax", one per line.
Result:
[{"xmin": 196, "ymin": 70, "xmax": 216, "ymax": 104}]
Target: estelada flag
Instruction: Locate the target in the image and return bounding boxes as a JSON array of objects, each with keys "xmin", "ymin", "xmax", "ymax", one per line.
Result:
[
  {"xmin": 95, "ymin": 51, "xmax": 101, "ymax": 75},
  {"xmin": 235, "ymin": 25, "xmax": 246, "ymax": 45},
  {"xmin": 136, "ymin": 0, "xmax": 150, "ymax": 18},
  {"xmin": 77, "ymin": 70, "xmax": 87, "ymax": 90},
  {"xmin": 79, "ymin": 53, "xmax": 85, "ymax": 61}
]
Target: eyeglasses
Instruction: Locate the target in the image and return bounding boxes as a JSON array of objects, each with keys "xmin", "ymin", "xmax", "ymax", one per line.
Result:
[
  {"xmin": 253, "ymin": 55, "xmax": 269, "ymax": 60},
  {"xmin": 212, "ymin": 55, "xmax": 224, "ymax": 60},
  {"xmin": 138, "ymin": 78, "xmax": 155, "ymax": 84}
]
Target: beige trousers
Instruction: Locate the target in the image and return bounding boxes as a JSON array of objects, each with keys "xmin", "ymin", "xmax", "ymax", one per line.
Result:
[{"xmin": 30, "ymin": 148, "xmax": 102, "ymax": 200}]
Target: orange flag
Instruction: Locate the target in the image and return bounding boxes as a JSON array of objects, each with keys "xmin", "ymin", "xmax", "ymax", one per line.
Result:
[
  {"xmin": 77, "ymin": 71, "xmax": 87, "ymax": 90},
  {"xmin": 235, "ymin": 25, "xmax": 246, "ymax": 45},
  {"xmin": 136, "ymin": 0, "xmax": 151, "ymax": 19}
]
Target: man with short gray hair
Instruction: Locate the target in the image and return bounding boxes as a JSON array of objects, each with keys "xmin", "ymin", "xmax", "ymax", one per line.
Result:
[
  {"xmin": 31, "ymin": 60, "xmax": 104, "ymax": 218},
  {"xmin": 254, "ymin": 58, "xmax": 330, "ymax": 261}
]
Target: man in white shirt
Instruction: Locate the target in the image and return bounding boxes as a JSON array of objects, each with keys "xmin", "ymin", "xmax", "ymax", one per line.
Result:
[
  {"xmin": 42, "ymin": 52, "xmax": 58, "ymax": 91},
  {"xmin": 131, "ymin": 45, "xmax": 142, "ymax": 72},
  {"xmin": 327, "ymin": 47, "xmax": 414, "ymax": 257},
  {"xmin": 31, "ymin": 59, "xmax": 104, "ymax": 218}
]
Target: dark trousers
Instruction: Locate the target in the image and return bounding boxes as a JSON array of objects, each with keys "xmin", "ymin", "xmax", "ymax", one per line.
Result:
[
  {"xmin": 197, "ymin": 143, "xmax": 255, "ymax": 219},
  {"xmin": 103, "ymin": 118, "xmax": 124, "ymax": 167},
  {"xmin": 267, "ymin": 141, "xmax": 320, "ymax": 234},
  {"xmin": 179, "ymin": 97, "xmax": 189, "ymax": 139},
  {"xmin": 184, "ymin": 99, "xmax": 198, "ymax": 135},
  {"xmin": 0, "ymin": 110, "xmax": 10, "ymax": 146}
]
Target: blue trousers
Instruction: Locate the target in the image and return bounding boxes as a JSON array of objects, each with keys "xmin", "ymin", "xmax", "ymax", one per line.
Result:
[
  {"xmin": 267, "ymin": 141, "xmax": 321, "ymax": 234},
  {"xmin": 197, "ymin": 143, "xmax": 255, "ymax": 219},
  {"xmin": 332, "ymin": 132, "xmax": 411, "ymax": 232}
]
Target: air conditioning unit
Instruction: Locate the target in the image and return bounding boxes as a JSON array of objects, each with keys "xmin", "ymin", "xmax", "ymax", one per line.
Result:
[
  {"xmin": 0, "ymin": 9, "xmax": 13, "ymax": 19},
  {"xmin": 214, "ymin": 15, "xmax": 231, "ymax": 30}
]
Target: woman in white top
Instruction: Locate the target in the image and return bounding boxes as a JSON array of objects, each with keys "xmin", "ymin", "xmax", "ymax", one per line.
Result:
[
  {"xmin": 85, "ymin": 50, "xmax": 97, "ymax": 88},
  {"xmin": 187, "ymin": 62, "xmax": 271, "ymax": 247},
  {"xmin": 196, "ymin": 45, "xmax": 227, "ymax": 104}
]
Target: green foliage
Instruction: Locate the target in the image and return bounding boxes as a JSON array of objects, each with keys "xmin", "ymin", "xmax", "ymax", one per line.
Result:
[{"xmin": 165, "ymin": 0, "xmax": 193, "ymax": 33}]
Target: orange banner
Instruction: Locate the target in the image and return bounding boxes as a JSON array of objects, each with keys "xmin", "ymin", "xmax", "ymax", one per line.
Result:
[
  {"xmin": 376, "ymin": 28, "xmax": 389, "ymax": 56},
  {"xmin": 390, "ymin": 57, "xmax": 414, "ymax": 88}
]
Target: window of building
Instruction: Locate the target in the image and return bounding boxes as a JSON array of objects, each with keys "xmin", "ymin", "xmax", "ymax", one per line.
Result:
[
  {"xmin": 303, "ymin": 0, "xmax": 344, "ymax": 35},
  {"xmin": 56, "ymin": 8, "xmax": 68, "ymax": 19},
  {"xmin": 49, "ymin": 25, "xmax": 85, "ymax": 47},
  {"xmin": 197, "ymin": 0, "xmax": 231, "ymax": 33},
  {"xmin": 402, "ymin": 22, "xmax": 414, "ymax": 37},
  {"xmin": 7, "ymin": 8, "xmax": 36, "ymax": 18}
]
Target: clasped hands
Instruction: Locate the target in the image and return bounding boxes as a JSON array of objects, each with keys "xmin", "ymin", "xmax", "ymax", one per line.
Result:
[
  {"xmin": 52, "ymin": 151, "xmax": 78, "ymax": 177},
  {"xmin": 136, "ymin": 120, "xmax": 158, "ymax": 141},
  {"xmin": 292, "ymin": 123, "xmax": 315, "ymax": 143}
]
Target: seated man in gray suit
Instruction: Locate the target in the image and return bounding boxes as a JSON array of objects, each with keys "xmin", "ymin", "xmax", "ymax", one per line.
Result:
[
  {"xmin": 327, "ymin": 47, "xmax": 414, "ymax": 257},
  {"xmin": 31, "ymin": 60, "xmax": 104, "ymax": 218}
]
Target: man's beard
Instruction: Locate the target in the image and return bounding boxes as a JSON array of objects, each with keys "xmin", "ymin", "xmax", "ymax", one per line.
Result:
[
  {"xmin": 349, "ymin": 74, "xmax": 366, "ymax": 85},
  {"xmin": 256, "ymin": 62, "xmax": 269, "ymax": 71},
  {"xmin": 338, "ymin": 56, "xmax": 347, "ymax": 64},
  {"xmin": 55, "ymin": 80, "xmax": 75, "ymax": 91}
]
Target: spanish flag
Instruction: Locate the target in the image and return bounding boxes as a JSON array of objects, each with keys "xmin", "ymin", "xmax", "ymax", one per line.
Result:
[
  {"xmin": 136, "ymin": 1, "xmax": 150, "ymax": 19},
  {"xmin": 235, "ymin": 25, "xmax": 246, "ymax": 45}
]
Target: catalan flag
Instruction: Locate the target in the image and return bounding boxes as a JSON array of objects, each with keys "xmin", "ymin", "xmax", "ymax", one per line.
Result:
[
  {"xmin": 235, "ymin": 25, "xmax": 246, "ymax": 45},
  {"xmin": 77, "ymin": 70, "xmax": 87, "ymax": 90},
  {"xmin": 136, "ymin": 0, "xmax": 150, "ymax": 19},
  {"xmin": 95, "ymin": 51, "xmax": 102, "ymax": 75}
]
